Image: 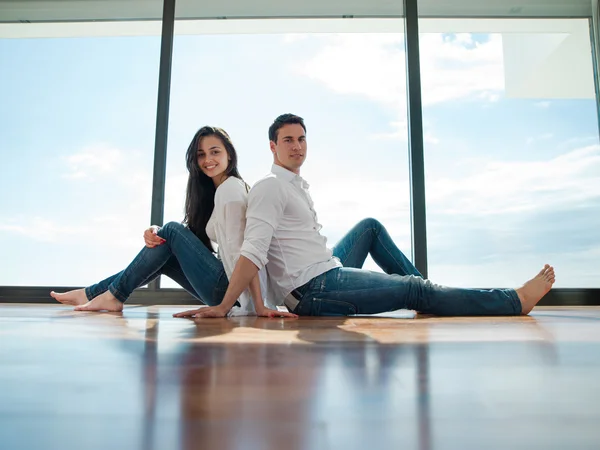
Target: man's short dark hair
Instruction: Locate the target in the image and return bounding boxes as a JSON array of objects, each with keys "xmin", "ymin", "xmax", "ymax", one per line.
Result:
[{"xmin": 268, "ymin": 114, "xmax": 307, "ymax": 143}]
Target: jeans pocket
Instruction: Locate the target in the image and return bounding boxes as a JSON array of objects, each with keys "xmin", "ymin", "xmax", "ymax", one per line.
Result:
[{"xmin": 309, "ymin": 297, "xmax": 357, "ymax": 316}]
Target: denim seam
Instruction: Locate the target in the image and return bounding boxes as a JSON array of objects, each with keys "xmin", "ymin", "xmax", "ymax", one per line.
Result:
[
  {"xmin": 313, "ymin": 297, "xmax": 358, "ymax": 315},
  {"xmin": 138, "ymin": 257, "xmax": 186, "ymax": 289},
  {"xmin": 108, "ymin": 284, "xmax": 127, "ymax": 303},
  {"xmin": 109, "ymin": 246, "xmax": 155, "ymax": 302},
  {"xmin": 375, "ymin": 229, "xmax": 408, "ymax": 276},
  {"xmin": 340, "ymin": 227, "xmax": 374, "ymax": 267},
  {"xmin": 507, "ymin": 289, "xmax": 522, "ymax": 314},
  {"xmin": 166, "ymin": 261, "xmax": 187, "ymax": 282},
  {"xmin": 172, "ymin": 226, "xmax": 222, "ymax": 275}
]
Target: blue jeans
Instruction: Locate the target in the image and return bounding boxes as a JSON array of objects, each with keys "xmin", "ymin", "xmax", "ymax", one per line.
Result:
[
  {"xmin": 85, "ymin": 222, "xmax": 228, "ymax": 305},
  {"xmin": 293, "ymin": 218, "xmax": 521, "ymax": 316}
]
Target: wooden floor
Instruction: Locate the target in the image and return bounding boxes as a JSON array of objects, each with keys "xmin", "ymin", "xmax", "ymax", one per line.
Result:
[{"xmin": 1, "ymin": 305, "xmax": 600, "ymax": 450}]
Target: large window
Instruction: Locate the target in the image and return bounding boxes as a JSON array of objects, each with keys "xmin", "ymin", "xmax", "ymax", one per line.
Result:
[
  {"xmin": 0, "ymin": 22, "xmax": 161, "ymax": 286},
  {"xmin": 419, "ymin": 18, "xmax": 600, "ymax": 288},
  {"xmin": 161, "ymin": 19, "xmax": 412, "ymax": 286},
  {"xmin": 2, "ymin": 0, "xmax": 599, "ymax": 296}
]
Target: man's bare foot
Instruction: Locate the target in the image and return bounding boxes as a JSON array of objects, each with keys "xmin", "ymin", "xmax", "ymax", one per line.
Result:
[
  {"xmin": 50, "ymin": 289, "xmax": 88, "ymax": 306},
  {"xmin": 74, "ymin": 291, "xmax": 123, "ymax": 312},
  {"xmin": 516, "ymin": 264, "xmax": 555, "ymax": 315}
]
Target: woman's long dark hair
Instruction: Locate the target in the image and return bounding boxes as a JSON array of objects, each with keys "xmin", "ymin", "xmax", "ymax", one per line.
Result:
[{"xmin": 183, "ymin": 126, "xmax": 244, "ymax": 253}]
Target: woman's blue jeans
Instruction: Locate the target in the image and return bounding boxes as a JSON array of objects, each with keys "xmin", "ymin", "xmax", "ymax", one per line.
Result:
[
  {"xmin": 85, "ymin": 222, "xmax": 228, "ymax": 305},
  {"xmin": 293, "ymin": 218, "xmax": 521, "ymax": 316}
]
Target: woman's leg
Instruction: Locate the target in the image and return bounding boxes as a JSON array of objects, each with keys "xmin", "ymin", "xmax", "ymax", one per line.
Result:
[
  {"xmin": 51, "ymin": 255, "xmax": 202, "ymax": 307},
  {"xmin": 332, "ymin": 218, "xmax": 422, "ymax": 277},
  {"xmin": 155, "ymin": 222, "xmax": 228, "ymax": 306},
  {"xmin": 160, "ymin": 257, "xmax": 204, "ymax": 301},
  {"xmin": 71, "ymin": 222, "xmax": 226, "ymax": 311}
]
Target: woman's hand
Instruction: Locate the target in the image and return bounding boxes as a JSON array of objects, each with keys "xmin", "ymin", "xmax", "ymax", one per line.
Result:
[
  {"xmin": 144, "ymin": 225, "xmax": 166, "ymax": 248},
  {"xmin": 255, "ymin": 306, "xmax": 298, "ymax": 319},
  {"xmin": 173, "ymin": 305, "xmax": 229, "ymax": 318}
]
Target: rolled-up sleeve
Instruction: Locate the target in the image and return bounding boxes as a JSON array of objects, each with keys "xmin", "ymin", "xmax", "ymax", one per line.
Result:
[{"xmin": 240, "ymin": 178, "xmax": 286, "ymax": 270}]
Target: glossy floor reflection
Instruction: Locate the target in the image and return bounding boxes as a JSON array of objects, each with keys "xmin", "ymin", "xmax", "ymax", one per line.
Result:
[{"xmin": 1, "ymin": 305, "xmax": 599, "ymax": 450}]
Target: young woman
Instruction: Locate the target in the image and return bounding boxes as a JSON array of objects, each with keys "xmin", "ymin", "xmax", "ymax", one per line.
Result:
[{"xmin": 51, "ymin": 126, "xmax": 297, "ymax": 319}]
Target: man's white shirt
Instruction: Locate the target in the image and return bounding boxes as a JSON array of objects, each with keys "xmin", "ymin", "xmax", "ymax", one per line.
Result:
[{"xmin": 240, "ymin": 164, "xmax": 341, "ymax": 306}]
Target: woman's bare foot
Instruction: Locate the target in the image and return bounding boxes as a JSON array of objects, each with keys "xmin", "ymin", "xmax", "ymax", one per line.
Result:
[
  {"xmin": 74, "ymin": 291, "xmax": 123, "ymax": 312},
  {"xmin": 516, "ymin": 264, "xmax": 555, "ymax": 315},
  {"xmin": 50, "ymin": 289, "xmax": 88, "ymax": 306}
]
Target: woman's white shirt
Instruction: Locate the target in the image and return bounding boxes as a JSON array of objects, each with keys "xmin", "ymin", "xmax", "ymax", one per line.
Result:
[{"xmin": 205, "ymin": 176, "xmax": 267, "ymax": 315}]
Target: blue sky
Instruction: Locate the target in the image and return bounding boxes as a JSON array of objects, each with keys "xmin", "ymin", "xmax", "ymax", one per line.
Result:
[{"xmin": 1, "ymin": 22, "xmax": 599, "ymax": 289}]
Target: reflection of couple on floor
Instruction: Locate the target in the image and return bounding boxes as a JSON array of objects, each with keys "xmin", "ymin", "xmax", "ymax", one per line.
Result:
[{"xmin": 52, "ymin": 114, "xmax": 555, "ymax": 318}]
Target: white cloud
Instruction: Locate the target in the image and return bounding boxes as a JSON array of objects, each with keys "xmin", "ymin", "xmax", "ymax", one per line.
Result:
[
  {"xmin": 371, "ymin": 120, "xmax": 407, "ymax": 140},
  {"xmin": 62, "ymin": 144, "xmax": 123, "ymax": 180},
  {"xmin": 0, "ymin": 214, "xmax": 149, "ymax": 248},
  {"xmin": 526, "ymin": 133, "xmax": 554, "ymax": 145},
  {"xmin": 427, "ymin": 144, "xmax": 600, "ymax": 216},
  {"xmin": 371, "ymin": 118, "xmax": 439, "ymax": 144},
  {"xmin": 293, "ymin": 34, "xmax": 406, "ymax": 109},
  {"xmin": 290, "ymin": 33, "xmax": 505, "ymax": 114},
  {"xmin": 420, "ymin": 33, "xmax": 504, "ymax": 106},
  {"xmin": 424, "ymin": 131, "xmax": 440, "ymax": 145},
  {"xmin": 303, "ymin": 171, "xmax": 412, "ymax": 248},
  {"xmin": 2, "ymin": 143, "xmax": 154, "ymax": 251},
  {"xmin": 163, "ymin": 172, "xmax": 189, "ymax": 223}
]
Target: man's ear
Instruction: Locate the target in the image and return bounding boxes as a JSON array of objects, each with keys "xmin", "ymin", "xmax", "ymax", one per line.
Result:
[{"xmin": 269, "ymin": 140, "xmax": 277, "ymax": 155}]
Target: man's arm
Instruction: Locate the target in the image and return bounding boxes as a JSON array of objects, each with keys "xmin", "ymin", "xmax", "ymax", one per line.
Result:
[
  {"xmin": 173, "ymin": 178, "xmax": 295, "ymax": 319},
  {"xmin": 248, "ymin": 272, "xmax": 265, "ymax": 312},
  {"xmin": 217, "ymin": 255, "xmax": 259, "ymax": 312},
  {"xmin": 173, "ymin": 256, "xmax": 258, "ymax": 318}
]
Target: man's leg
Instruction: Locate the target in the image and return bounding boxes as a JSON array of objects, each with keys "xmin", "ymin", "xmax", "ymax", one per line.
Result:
[
  {"xmin": 332, "ymin": 218, "xmax": 422, "ymax": 276},
  {"xmin": 295, "ymin": 265, "xmax": 554, "ymax": 316}
]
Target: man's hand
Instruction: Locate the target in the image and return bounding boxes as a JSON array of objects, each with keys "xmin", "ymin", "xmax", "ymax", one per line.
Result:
[
  {"xmin": 144, "ymin": 225, "xmax": 166, "ymax": 248},
  {"xmin": 173, "ymin": 305, "xmax": 228, "ymax": 318},
  {"xmin": 173, "ymin": 305, "xmax": 298, "ymax": 319},
  {"xmin": 256, "ymin": 306, "xmax": 298, "ymax": 318}
]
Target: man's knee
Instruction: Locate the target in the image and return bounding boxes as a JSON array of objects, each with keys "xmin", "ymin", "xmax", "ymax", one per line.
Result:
[{"xmin": 359, "ymin": 217, "xmax": 382, "ymax": 231}]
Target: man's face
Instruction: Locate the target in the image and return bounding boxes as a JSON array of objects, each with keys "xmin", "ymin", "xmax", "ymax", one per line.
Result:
[{"xmin": 270, "ymin": 124, "xmax": 307, "ymax": 174}]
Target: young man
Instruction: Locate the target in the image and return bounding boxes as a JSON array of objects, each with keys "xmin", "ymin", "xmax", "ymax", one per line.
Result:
[{"xmin": 175, "ymin": 114, "xmax": 555, "ymax": 319}]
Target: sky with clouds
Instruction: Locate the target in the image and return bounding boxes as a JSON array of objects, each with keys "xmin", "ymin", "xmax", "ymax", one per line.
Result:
[{"xmin": 0, "ymin": 18, "xmax": 598, "ymax": 289}]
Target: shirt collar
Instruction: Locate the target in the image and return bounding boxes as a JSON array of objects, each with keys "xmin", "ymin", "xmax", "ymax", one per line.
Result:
[
  {"xmin": 271, "ymin": 164, "xmax": 296, "ymax": 182},
  {"xmin": 270, "ymin": 164, "xmax": 309, "ymax": 188}
]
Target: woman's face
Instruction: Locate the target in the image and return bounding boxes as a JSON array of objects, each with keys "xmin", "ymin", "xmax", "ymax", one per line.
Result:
[{"xmin": 197, "ymin": 135, "xmax": 230, "ymax": 180}]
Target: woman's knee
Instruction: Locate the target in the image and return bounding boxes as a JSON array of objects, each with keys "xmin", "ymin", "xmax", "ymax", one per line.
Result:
[{"xmin": 157, "ymin": 221, "xmax": 186, "ymax": 238}]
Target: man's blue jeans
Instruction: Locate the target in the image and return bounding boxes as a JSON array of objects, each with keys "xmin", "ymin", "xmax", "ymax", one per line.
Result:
[
  {"xmin": 85, "ymin": 222, "xmax": 228, "ymax": 305},
  {"xmin": 293, "ymin": 218, "xmax": 521, "ymax": 316}
]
